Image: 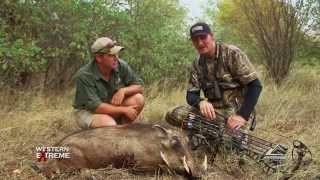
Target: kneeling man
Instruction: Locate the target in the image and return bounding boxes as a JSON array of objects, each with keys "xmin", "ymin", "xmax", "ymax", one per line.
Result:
[{"xmin": 73, "ymin": 37, "xmax": 144, "ymax": 129}]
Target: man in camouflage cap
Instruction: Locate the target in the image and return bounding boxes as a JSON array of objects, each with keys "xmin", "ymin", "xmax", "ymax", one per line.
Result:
[
  {"xmin": 73, "ymin": 37, "xmax": 144, "ymax": 129},
  {"xmin": 168, "ymin": 22, "xmax": 262, "ymax": 130}
]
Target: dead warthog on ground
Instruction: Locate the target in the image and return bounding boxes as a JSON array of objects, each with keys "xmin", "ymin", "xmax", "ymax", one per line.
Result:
[{"xmin": 33, "ymin": 123, "xmax": 207, "ymax": 178}]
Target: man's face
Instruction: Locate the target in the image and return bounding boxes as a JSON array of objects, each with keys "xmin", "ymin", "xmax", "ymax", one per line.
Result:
[
  {"xmin": 191, "ymin": 34, "xmax": 215, "ymax": 56},
  {"xmin": 96, "ymin": 54, "xmax": 118, "ymax": 70}
]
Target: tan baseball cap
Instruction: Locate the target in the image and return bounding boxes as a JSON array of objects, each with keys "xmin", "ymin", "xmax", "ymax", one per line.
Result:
[{"xmin": 91, "ymin": 37, "xmax": 124, "ymax": 55}]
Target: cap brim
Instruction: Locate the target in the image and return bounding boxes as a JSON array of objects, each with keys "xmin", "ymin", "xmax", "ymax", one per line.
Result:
[
  {"xmin": 109, "ymin": 46, "xmax": 124, "ymax": 55},
  {"xmin": 191, "ymin": 32, "xmax": 209, "ymax": 38}
]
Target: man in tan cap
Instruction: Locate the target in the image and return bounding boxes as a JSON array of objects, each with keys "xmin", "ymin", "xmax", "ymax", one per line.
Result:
[{"xmin": 73, "ymin": 37, "xmax": 144, "ymax": 129}]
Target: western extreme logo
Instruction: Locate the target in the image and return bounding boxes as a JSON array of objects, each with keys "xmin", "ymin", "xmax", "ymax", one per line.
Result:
[{"xmin": 35, "ymin": 145, "xmax": 70, "ymax": 162}]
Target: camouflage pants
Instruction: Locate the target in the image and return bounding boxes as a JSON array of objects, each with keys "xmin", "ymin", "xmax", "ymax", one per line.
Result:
[
  {"xmin": 165, "ymin": 105, "xmax": 236, "ymax": 128},
  {"xmin": 165, "ymin": 105, "xmax": 251, "ymax": 130}
]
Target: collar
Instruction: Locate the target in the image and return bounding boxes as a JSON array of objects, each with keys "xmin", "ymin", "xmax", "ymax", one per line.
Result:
[
  {"xmin": 215, "ymin": 43, "xmax": 220, "ymax": 60},
  {"xmin": 91, "ymin": 60, "xmax": 120, "ymax": 81}
]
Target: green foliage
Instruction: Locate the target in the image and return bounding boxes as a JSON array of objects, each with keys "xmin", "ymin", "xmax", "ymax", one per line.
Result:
[
  {"xmin": 297, "ymin": 36, "xmax": 320, "ymax": 66},
  {"xmin": 116, "ymin": 0, "xmax": 193, "ymax": 83},
  {"xmin": 0, "ymin": 26, "xmax": 46, "ymax": 86},
  {"xmin": 212, "ymin": 0, "xmax": 262, "ymax": 63},
  {"xmin": 0, "ymin": 0, "xmax": 194, "ymax": 89}
]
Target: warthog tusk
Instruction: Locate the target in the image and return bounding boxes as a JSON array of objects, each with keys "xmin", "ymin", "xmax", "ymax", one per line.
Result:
[
  {"xmin": 160, "ymin": 151, "xmax": 170, "ymax": 167},
  {"xmin": 202, "ymin": 155, "xmax": 208, "ymax": 171},
  {"xmin": 183, "ymin": 156, "xmax": 190, "ymax": 174}
]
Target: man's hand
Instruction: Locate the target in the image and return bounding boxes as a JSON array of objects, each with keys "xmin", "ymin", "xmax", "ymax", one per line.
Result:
[
  {"xmin": 111, "ymin": 88, "xmax": 126, "ymax": 105},
  {"xmin": 227, "ymin": 114, "xmax": 246, "ymax": 129},
  {"xmin": 199, "ymin": 100, "xmax": 216, "ymax": 120},
  {"xmin": 123, "ymin": 105, "xmax": 138, "ymax": 121}
]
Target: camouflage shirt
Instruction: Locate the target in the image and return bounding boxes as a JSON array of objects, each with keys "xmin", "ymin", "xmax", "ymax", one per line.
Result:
[{"xmin": 188, "ymin": 43, "xmax": 258, "ymax": 110}]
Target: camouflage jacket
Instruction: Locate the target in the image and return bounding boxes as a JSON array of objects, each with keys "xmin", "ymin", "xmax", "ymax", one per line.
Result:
[{"xmin": 188, "ymin": 43, "xmax": 258, "ymax": 110}]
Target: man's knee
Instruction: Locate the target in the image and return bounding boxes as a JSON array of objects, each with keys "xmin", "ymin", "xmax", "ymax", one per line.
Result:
[
  {"xmin": 165, "ymin": 105, "xmax": 195, "ymax": 127},
  {"xmin": 133, "ymin": 93, "xmax": 144, "ymax": 107},
  {"xmin": 124, "ymin": 93, "xmax": 144, "ymax": 110},
  {"xmin": 90, "ymin": 114, "xmax": 117, "ymax": 128}
]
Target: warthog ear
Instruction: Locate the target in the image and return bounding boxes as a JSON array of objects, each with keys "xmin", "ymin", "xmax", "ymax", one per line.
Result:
[{"xmin": 153, "ymin": 124, "xmax": 169, "ymax": 137}]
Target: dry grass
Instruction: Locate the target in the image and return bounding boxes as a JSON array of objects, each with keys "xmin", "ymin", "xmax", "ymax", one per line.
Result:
[{"xmin": 0, "ymin": 66, "xmax": 319, "ymax": 180}]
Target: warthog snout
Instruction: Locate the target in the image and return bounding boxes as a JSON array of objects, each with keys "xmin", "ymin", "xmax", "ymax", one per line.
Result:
[{"xmin": 153, "ymin": 125, "xmax": 207, "ymax": 178}]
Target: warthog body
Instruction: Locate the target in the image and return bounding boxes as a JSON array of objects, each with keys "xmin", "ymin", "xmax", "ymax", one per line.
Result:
[{"xmin": 36, "ymin": 123, "xmax": 206, "ymax": 178}]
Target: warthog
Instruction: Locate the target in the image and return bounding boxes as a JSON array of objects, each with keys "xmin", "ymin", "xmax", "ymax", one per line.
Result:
[{"xmin": 34, "ymin": 123, "xmax": 207, "ymax": 178}]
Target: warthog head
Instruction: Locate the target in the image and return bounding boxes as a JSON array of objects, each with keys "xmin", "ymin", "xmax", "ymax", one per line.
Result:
[{"xmin": 153, "ymin": 125, "xmax": 207, "ymax": 178}]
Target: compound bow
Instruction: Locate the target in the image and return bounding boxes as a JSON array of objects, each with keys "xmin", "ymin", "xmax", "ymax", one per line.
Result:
[{"xmin": 166, "ymin": 106, "xmax": 312, "ymax": 178}]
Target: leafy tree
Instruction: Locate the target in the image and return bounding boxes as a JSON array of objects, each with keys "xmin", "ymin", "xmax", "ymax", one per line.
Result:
[
  {"xmin": 0, "ymin": 0, "xmax": 194, "ymax": 90},
  {"xmin": 213, "ymin": 0, "xmax": 319, "ymax": 84},
  {"xmin": 118, "ymin": 0, "xmax": 192, "ymax": 83}
]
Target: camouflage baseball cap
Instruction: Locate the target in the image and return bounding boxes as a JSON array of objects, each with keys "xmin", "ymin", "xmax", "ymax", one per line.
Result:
[{"xmin": 91, "ymin": 37, "xmax": 124, "ymax": 55}]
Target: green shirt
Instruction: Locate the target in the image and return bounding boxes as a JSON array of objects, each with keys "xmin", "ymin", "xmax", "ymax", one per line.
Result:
[{"xmin": 73, "ymin": 59, "xmax": 144, "ymax": 111}]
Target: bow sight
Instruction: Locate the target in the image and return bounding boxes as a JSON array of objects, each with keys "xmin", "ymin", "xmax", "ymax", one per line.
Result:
[{"xmin": 166, "ymin": 106, "xmax": 312, "ymax": 176}]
